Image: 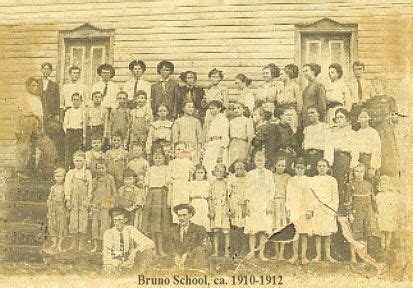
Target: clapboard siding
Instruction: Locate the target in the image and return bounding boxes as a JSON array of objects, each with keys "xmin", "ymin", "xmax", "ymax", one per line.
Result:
[{"xmin": 0, "ymin": 1, "xmax": 411, "ymax": 167}]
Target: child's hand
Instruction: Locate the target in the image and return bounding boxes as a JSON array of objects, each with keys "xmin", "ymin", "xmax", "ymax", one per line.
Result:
[
  {"xmin": 349, "ymin": 213, "xmax": 354, "ymax": 223},
  {"xmin": 305, "ymin": 210, "xmax": 313, "ymax": 219}
]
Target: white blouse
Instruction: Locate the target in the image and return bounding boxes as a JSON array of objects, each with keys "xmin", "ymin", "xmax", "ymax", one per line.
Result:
[
  {"xmin": 355, "ymin": 126, "xmax": 382, "ymax": 169},
  {"xmin": 328, "ymin": 125, "xmax": 359, "ymax": 168}
]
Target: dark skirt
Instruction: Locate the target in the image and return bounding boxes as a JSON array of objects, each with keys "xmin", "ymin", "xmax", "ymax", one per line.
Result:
[
  {"xmin": 141, "ymin": 187, "xmax": 171, "ymax": 234},
  {"xmin": 351, "ymin": 196, "xmax": 374, "ymax": 241},
  {"xmin": 332, "ymin": 150, "xmax": 351, "ymax": 213},
  {"xmin": 372, "ymin": 121, "xmax": 398, "ymax": 176}
]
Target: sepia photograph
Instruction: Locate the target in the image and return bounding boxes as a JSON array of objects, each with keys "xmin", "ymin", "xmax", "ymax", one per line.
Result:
[{"xmin": 0, "ymin": 0, "xmax": 411, "ymax": 287}]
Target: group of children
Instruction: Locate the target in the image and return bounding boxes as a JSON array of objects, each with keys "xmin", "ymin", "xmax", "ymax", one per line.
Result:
[{"xmin": 42, "ymin": 61, "xmax": 400, "ymax": 267}]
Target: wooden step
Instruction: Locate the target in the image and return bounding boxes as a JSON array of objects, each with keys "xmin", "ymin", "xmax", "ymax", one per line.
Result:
[
  {"xmin": 0, "ymin": 201, "xmax": 47, "ymax": 224},
  {"xmin": 4, "ymin": 177, "xmax": 51, "ymax": 202},
  {"xmin": 0, "ymin": 244, "xmax": 43, "ymax": 263},
  {"xmin": 0, "ymin": 223, "xmax": 46, "ymax": 246}
]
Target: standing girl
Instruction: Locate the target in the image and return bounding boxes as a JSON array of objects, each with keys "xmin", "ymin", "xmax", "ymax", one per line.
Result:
[
  {"xmin": 256, "ymin": 63, "xmax": 279, "ymax": 108},
  {"xmin": 244, "ymin": 151, "xmax": 275, "ymax": 261},
  {"xmin": 209, "ymin": 163, "xmax": 231, "ymax": 257},
  {"xmin": 272, "ymin": 157, "xmax": 291, "ymax": 261},
  {"xmin": 127, "ymin": 143, "xmax": 149, "ymax": 176},
  {"xmin": 189, "ymin": 164, "xmax": 211, "ymax": 232},
  {"xmin": 169, "ymin": 142, "xmax": 193, "ymax": 223},
  {"xmin": 310, "ymin": 159, "xmax": 339, "ymax": 263},
  {"xmin": 146, "ymin": 105, "xmax": 173, "ymax": 161},
  {"xmin": 204, "ymin": 68, "xmax": 229, "ymax": 122},
  {"xmin": 141, "ymin": 149, "xmax": 171, "ymax": 256},
  {"xmin": 202, "ymin": 100, "xmax": 229, "ymax": 178},
  {"xmin": 233, "ymin": 73, "xmax": 255, "ymax": 115},
  {"xmin": 375, "ymin": 175, "xmax": 399, "ymax": 250},
  {"xmin": 286, "ymin": 157, "xmax": 314, "ymax": 264}
]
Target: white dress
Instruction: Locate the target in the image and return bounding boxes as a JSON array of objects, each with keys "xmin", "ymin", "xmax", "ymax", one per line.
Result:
[
  {"xmin": 309, "ymin": 175, "xmax": 339, "ymax": 236},
  {"xmin": 169, "ymin": 158, "xmax": 193, "ymax": 223},
  {"xmin": 202, "ymin": 113, "xmax": 229, "ymax": 177},
  {"xmin": 376, "ymin": 191, "xmax": 399, "ymax": 232},
  {"xmin": 244, "ymin": 169, "xmax": 275, "ymax": 234},
  {"xmin": 189, "ymin": 180, "xmax": 211, "ymax": 232},
  {"xmin": 285, "ymin": 176, "xmax": 315, "ymax": 235}
]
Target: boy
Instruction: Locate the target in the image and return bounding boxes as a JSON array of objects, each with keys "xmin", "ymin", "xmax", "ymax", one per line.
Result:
[
  {"xmin": 103, "ymin": 207, "xmax": 155, "ymax": 273},
  {"xmin": 63, "ymin": 93, "xmax": 87, "ymax": 169},
  {"xmin": 61, "ymin": 65, "xmax": 87, "ymax": 111},
  {"xmin": 109, "ymin": 91, "xmax": 130, "ymax": 146},
  {"xmin": 85, "ymin": 135, "xmax": 105, "ymax": 177},
  {"xmin": 86, "ymin": 91, "xmax": 106, "ymax": 149},
  {"xmin": 64, "ymin": 150, "xmax": 93, "ymax": 251},
  {"xmin": 172, "ymin": 101, "xmax": 203, "ymax": 163},
  {"xmin": 91, "ymin": 161, "xmax": 117, "ymax": 253},
  {"xmin": 129, "ymin": 90, "xmax": 152, "ymax": 147}
]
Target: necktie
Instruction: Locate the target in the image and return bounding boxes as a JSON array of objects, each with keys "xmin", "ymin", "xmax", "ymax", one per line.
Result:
[
  {"xmin": 357, "ymin": 79, "xmax": 363, "ymax": 101},
  {"xmin": 180, "ymin": 226, "xmax": 186, "ymax": 242},
  {"xmin": 103, "ymin": 83, "xmax": 108, "ymax": 97},
  {"xmin": 119, "ymin": 231, "xmax": 124, "ymax": 258},
  {"xmin": 162, "ymin": 80, "xmax": 166, "ymax": 92},
  {"xmin": 134, "ymin": 79, "xmax": 138, "ymax": 97}
]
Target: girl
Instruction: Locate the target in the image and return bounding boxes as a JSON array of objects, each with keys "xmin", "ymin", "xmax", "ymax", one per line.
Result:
[
  {"xmin": 245, "ymin": 151, "xmax": 275, "ymax": 261},
  {"xmin": 285, "ymin": 157, "xmax": 314, "ymax": 264},
  {"xmin": 146, "ymin": 105, "xmax": 173, "ymax": 161},
  {"xmin": 141, "ymin": 149, "xmax": 171, "ymax": 256},
  {"xmin": 355, "ymin": 109, "xmax": 382, "ymax": 179},
  {"xmin": 202, "ymin": 100, "xmax": 229, "ymax": 178},
  {"xmin": 346, "ymin": 164, "xmax": 375, "ymax": 263},
  {"xmin": 44, "ymin": 167, "xmax": 67, "ymax": 254},
  {"xmin": 127, "ymin": 143, "xmax": 149, "ymax": 176},
  {"xmin": 375, "ymin": 175, "xmax": 399, "ymax": 250},
  {"xmin": 209, "ymin": 163, "xmax": 231, "ymax": 257},
  {"xmin": 189, "ymin": 164, "xmax": 211, "ymax": 232},
  {"xmin": 272, "ymin": 157, "xmax": 291, "ymax": 261},
  {"xmin": 310, "ymin": 159, "xmax": 339, "ymax": 263},
  {"xmin": 169, "ymin": 142, "xmax": 193, "ymax": 223},
  {"xmin": 233, "ymin": 73, "xmax": 255, "ymax": 115},
  {"xmin": 228, "ymin": 102, "xmax": 254, "ymax": 166},
  {"xmin": 256, "ymin": 63, "xmax": 279, "ymax": 107},
  {"xmin": 325, "ymin": 63, "xmax": 352, "ymax": 124},
  {"xmin": 329, "ymin": 108, "xmax": 359, "ymax": 213},
  {"xmin": 129, "ymin": 90, "xmax": 152, "ymax": 147},
  {"xmin": 90, "ymin": 161, "xmax": 116, "ymax": 253},
  {"xmin": 227, "ymin": 160, "xmax": 249, "ymax": 257},
  {"xmin": 105, "ymin": 132, "xmax": 129, "ymax": 188},
  {"xmin": 204, "ymin": 68, "xmax": 229, "ymax": 113}
]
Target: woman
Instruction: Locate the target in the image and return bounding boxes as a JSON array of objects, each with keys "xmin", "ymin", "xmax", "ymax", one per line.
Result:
[
  {"xmin": 301, "ymin": 63, "xmax": 327, "ymax": 123},
  {"xmin": 203, "ymin": 68, "xmax": 229, "ymax": 124},
  {"xmin": 325, "ymin": 63, "xmax": 352, "ymax": 124},
  {"xmin": 233, "ymin": 73, "xmax": 255, "ymax": 116},
  {"xmin": 256, "ymin": 63, "xmax": 279, "ymax": 107},
  {"xmin": 178, "ymin": 71, "xmax": 205, "ymax": 120},
  {"xmin": 364, "ymin": 77, "xmax": 398, "ymax": 177}
]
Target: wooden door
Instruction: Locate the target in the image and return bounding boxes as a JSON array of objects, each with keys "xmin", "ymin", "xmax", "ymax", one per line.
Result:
[
  {"xmin": 63, "ymin": 37, "xmax": 110, "ymax": 101},
  {"xmin": 301, "ymin": 33, "xmax": 352, "ymax": 85}
]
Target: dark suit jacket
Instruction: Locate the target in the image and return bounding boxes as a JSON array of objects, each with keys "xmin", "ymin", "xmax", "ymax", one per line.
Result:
[
  {"xmin": 169, "ymin": 222, "xmax": 207, "ymax": 257},
  {"xmin": 39, "ymin": 79, "xmax": 60, "ymax": 120},
  {"xmin": 178, "ymin": 86, "xmax": 205, "ymax": 117},
  {"xmin": 151, "ymin": 79, "xmax": 179, "ymax": 119}
]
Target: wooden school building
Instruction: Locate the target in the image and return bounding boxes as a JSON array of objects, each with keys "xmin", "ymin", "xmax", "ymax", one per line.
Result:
[
  {"xmin": 0, "ymin": 0, "xmax": 412, "ymax": 169},
  {"xmin": 0, "ymin": 0, "xmax": 411, "ymax": 261}
]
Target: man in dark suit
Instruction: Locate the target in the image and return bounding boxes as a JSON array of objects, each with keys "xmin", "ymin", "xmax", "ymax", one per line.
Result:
[
  {"xmin": 169, "ymin": 204, "xmax": 209, "ymax": 270},
  {"xmin": 39, "ymin": 62, "xmax": 64, "ymax": 164},
  {"xmin": 151, "ymin": 60, "xmax": 180, "ymax": 119}
]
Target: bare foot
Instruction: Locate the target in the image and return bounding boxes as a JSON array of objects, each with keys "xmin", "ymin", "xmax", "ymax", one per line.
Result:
[
  {"xmin": 301, "ymin": 258, "xmax": 309, "ymax": 265},
  {"xmin": 259, "ymin": 254, "xmax": 268, "ymax": 262},
  {"xmin": 158, "ymin": 250, "xmax": 167, "ymax": 257},
  {"xmin": 90, "ymin": 246, "xmax": 98, "ymax": 253},
  {"xmin": 351, "ymin": 258, "xmax": 357, "ymax": 264},
  {"xmin": 278, "ymin": 255, "xmax": 285, "ymax": 261},
  {"xmin": 313, "ymin": 257, "xmax": 321, "ymax": 263},
  {"xmin": 245, "ymin": 252, "xmax": 255, "ymax": 259},
  {"xmin": 289, "ymin": 257, "xmax": 298, "ymax": 264},
  {"xmin": 326, "ymin": 256, "xmax": 337, "ymax": 263}
]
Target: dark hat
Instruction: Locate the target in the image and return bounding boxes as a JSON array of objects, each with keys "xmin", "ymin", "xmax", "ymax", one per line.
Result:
[
  {"xmin": 109, "ymin": 206, "xmax": 130, "ymax": 218},
  {"xmin": 97, "ymin": 63, "xmax": 115, "ymax": 78},
  {"xmin": 173, "ymin": 203, "xmax": 195, "ymax": 216}
]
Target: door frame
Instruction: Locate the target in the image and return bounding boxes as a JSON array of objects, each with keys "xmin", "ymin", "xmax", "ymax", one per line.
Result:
[
  {"xmin": 57, "ymin": 23, "xmax": 115, "ymax": 87},
  {"xmin": 294, "ymin": 17, "xmax": 358, "ymax": 86}
]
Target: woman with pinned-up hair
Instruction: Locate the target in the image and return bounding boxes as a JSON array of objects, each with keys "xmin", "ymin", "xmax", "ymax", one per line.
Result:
[
  {"xmin": 178, "ymin": 70, "xmax": 205, "ymax": 120},
  {"xmin": 256, "ymin": 63, "xmax": 279, "ymax": 108},
  {"xmin": 233, "ymin": 73, "xmax": 256, "ymax": 115},
  {"xmin": 301, "ymin": 63, "xmax": 327, "ymax": 123},
  {"xmin": 203, "ymin": 68, "xmax": 229, "ymax": 125}
]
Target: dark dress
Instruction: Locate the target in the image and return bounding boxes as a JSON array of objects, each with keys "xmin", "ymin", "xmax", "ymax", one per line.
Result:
[
  {"xmin": 364, "ymin": 94, "xmax": 398, "ymax": 176},
  {"xmin": 151, "ymin": 79, "xmax": 180, "ymax": 119},
  {"xmin": 301, "ymin": 80, "xmax": 327, "ymax": 123},
  {"xmin": 178, "ymin": 85, "xmax": 205, "ymax": 120},
  {"xmin": 273, "ymin": 122, "xmax": 299, "ymax": 173}
]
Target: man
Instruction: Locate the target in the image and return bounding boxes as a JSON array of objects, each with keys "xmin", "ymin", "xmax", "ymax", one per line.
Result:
[
  {"xmin": 123, "ymin": 60, "xmax": 151, "ymax": 110},
  {"xmin": 60, "ymin": 65, "xmax": 87, "ymax": 113},
  {"xmin": 169, "ymin": 204, "xmax": 208, "ymax": 270},
  {"xmin": 103, "ymin": 207, "xmax": 155, "ymax": 273},
  {"xmin": 39, "ymin": 62, "xmax": 65, "ymax": 161},
  {"xmin": 92, "ymin": 63, "xmax": 120, "ymax": 111},
  {"xmin": 349, "ymin": 61, "xmax": 373, "ymax": 128}
]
